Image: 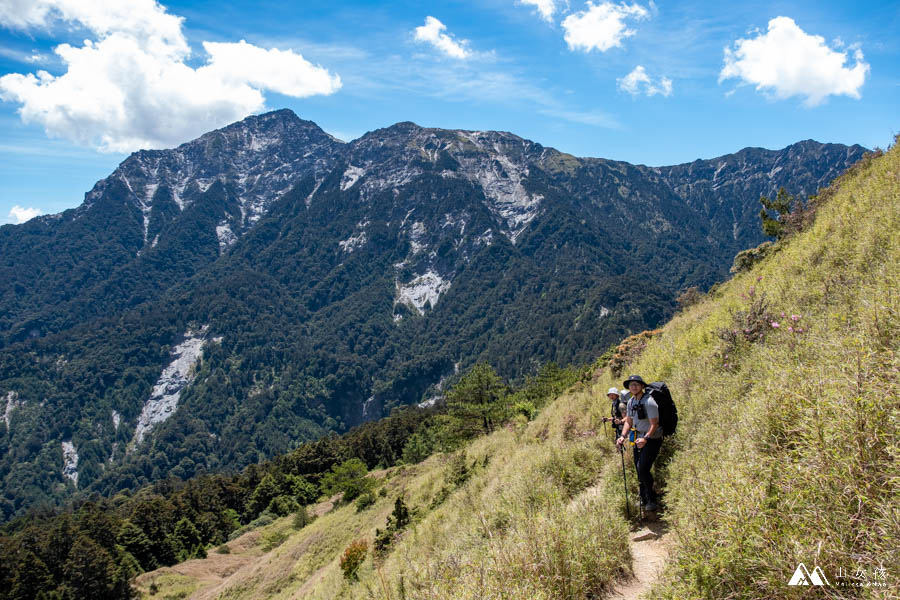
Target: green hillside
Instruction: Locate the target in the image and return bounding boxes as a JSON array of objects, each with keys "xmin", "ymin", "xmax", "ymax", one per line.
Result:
[
  {"xmin": 132, "ymin": 140, "xmax": 898, "ymax": 599},
  {"xmin": 0, "ymin": 138, "xmax": 892, "ymax": 600},
  {"xmin": 135, "ymin": 381, "xmax": 631, "ymax": 600},
  {"xmin": 639, "ymin": 141, "xmax": 899, "ymax": 598},
  {"xmin": 0, "ymin": 109, "xmax": 866, "ymax": 521}
]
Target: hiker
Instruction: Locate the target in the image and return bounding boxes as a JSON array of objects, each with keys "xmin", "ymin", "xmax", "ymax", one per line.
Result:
[
  {"xmin": 602, "ymin": 387, "xmax": 627, "ymax": 438},
  {"xmin": 616, "ymin": 374, "xmax": 662, "ymax": 512}
]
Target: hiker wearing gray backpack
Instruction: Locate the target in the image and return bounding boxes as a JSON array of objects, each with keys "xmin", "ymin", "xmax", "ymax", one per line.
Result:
[{"xmin": 616, "ymin": 375, "xmax": 663, "ymax": 513}]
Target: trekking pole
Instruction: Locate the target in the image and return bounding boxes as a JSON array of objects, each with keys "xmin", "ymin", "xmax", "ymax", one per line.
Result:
[
  {"xmin": 634, "ymin": 444, "xmax": 644, "ymax": 521},
  {"xmin": 619, "ymin": 445, "xmax": 630, "ymax": 520}
]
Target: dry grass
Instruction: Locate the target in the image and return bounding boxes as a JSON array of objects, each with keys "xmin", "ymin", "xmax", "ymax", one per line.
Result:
[
  {"xmin": 134, "ymin": 143, "xmax": 900, "ymax": 600},
  {"xmin": 135, "ymin": 385, "xmax": 636, "ymax": 599},
  {"xmin": 603, "ymin": 143, "xmax": 900, "ymax": 599}
]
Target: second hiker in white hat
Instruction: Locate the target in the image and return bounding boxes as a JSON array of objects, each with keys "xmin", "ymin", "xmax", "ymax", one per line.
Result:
[{"xmin": 602, "ymin": 387, "xmax": 627, "ymax": 438}]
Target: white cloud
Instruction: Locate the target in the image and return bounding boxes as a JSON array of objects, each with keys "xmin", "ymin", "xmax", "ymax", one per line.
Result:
[
  {"xmin": 413, "ymin": 16, "xmax": 470, "ymax": 59},
  {"xmin": 25, "ymin": 51, "xmax": 50, "ymax": 63},
  {"xmin": 519, "ymin": 0, "xmax": 560, "ymax": 23},
  {"xmin": 201, "ymin": 40, "xmax": 344, "ymax": 98},
  {"xmin": 720, "ymin": 16, "xmax": 869, "ymax": 106},
  {"xmin": 617, "ymin": 65, "xmax": 672, "ymax": 97},
  {"xmin": 8, "ymin": 205, "xmax": 43, "ymax": 224},
  {"xmin": 0, "ymin": 0, "xmax": 342, "ymax": 153},
  {"xmin": 562, "ymin": 2, "xmax": 649, "ymax": 53},
  {"xmin": 0, "ymin": 46, "xmax": 51, "ymax": 65}
]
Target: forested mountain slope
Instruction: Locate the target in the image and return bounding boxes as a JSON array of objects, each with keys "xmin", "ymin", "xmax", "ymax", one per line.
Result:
[
  {"xmin": 0, "ymin": 137, "xmax": 893, "ymax": 600},
  {"xmin": 143, "ymin": 137, "xmax": 897, "ymax": 600},
  {"xmin": 0, "ymin": 109, "xmax": 866, "ymax": 520}
]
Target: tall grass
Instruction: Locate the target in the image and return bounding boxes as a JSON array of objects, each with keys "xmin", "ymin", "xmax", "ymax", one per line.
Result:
[
  {"xmin": 139, "ymin": 144, "xmax": 898, "ymax": 600},
  {"xmin": 604, "ymin": 144, "xmax": 900, "ymax": 599},
  {"xmin": 338, "ymin": 388, "xmax": 633, "ymax": 600},
  {"xmin": 142, "ymin": 385, "xmax": 636, "ymax": 599}
]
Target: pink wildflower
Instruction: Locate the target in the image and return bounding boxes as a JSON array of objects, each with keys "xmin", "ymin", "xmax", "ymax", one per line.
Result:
[
  {"xmin": 788, "ymin": 326, "xmax": 794, "ymax": 333},
  {"xmin": 791, "ymin": 314, "xmax": 801, "ymax": 322},
  {"xmin": 770, "ymin": 322, "xmax": 780, "ymax": 328}
]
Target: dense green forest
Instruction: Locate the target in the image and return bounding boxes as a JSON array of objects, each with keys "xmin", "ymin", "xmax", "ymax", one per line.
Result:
[
  {"xmin": 0, "ymin": 110, "xmax": 866, "ymax": 524},
  {"xmin": 0, "ymin": 361, "xmax": 581, "ymax": 600}
]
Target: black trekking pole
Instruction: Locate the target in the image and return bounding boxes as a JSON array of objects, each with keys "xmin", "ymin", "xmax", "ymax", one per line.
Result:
[
  {"xmin": 634, "ymin": 445, "xmax": 643, "ymax": 521},
  {"xmin": 619, "ymin": 445, "xmax": 630, "ymax": 520}
]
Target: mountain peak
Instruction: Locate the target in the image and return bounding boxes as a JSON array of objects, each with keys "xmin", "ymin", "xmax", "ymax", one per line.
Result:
[{"xmin": 79, "ymin": 108, "xmax": 345, "ymax": 243}]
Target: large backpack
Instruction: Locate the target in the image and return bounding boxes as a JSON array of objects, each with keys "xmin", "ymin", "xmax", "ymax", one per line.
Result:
[{"xmin": 645, "ymin": 382, "xmax": 678, "ymax": 437}]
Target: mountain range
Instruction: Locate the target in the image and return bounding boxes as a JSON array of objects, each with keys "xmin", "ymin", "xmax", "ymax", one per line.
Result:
[{"xmin": 0, "ymin": 109, "xmax": 866, "ymax": 519}]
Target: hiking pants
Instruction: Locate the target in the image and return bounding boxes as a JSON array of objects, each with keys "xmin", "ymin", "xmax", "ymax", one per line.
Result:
[{"xmin": 633, "ymin": 437, "xmax": 662, "ymax": 504}]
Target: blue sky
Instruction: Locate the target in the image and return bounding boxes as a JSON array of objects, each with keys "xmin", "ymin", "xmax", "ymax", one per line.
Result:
[{"xmin": 0, "ymin": 0, "xmax": 897, "ymax": 223}]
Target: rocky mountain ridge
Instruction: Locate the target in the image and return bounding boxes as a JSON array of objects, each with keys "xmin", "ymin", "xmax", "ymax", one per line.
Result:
[{"xmin": 0, "ymin": 109, "xmax": 868, "ymax": 520}]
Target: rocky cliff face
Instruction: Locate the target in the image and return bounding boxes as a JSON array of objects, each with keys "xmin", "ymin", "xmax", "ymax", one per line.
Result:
[
  {"xmin": 81, "ymin": 109, "xmax": 345, "ymax": 249},
  {"xmin": 652, "ymin": 140, "xmax": 868, "ymax": 253}
]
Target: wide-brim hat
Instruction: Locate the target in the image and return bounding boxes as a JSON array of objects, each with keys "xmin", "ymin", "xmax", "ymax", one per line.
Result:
[
  {"xmin": 622, "ymin": 374, "xmax": 647, "ymax": 389},
  {"xmin": 607, "ymin": 387, "xmax": 619, "ymax": 396}
]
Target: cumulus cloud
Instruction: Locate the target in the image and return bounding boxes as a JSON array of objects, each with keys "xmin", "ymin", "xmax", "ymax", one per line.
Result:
[
  {"xmin": 8, "ymin": 205, "xmax": 43, "ymax": 224},
  {"xmin": 720, "ymin": 16, "xmax": 869, "ymax": 106},
  {"xmin": 519, "ymin": 0, "xmax": 560, "ymax": 23},
  {"xmin": 562, "ymin": 2, "xmax": 649, "ymax": 53},
  {"xmin": 618, "ymin": 65, "xmax": 672, "ymax": 97},
  {"xmin": 0, "ymin": 0, "xmax": 342, "ymax": 153},
  {"xmin": 413, "ymin": 16, "xmax": 470, "ymax": 59}
]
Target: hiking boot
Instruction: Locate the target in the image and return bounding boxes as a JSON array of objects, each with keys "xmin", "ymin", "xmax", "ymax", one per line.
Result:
[{"xmin": 644, "ymin": 501, "xmax": 658, "ymax": 512}]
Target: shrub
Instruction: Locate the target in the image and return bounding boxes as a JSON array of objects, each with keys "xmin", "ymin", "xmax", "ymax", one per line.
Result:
[
  {"xmin": 608, "ymin": 329, "xmax": 662, "ymax": 376},
  {"xmin": 261, "ymin": 529, "xmax": 289, "ymax": 552},
  {"xmin": 340, "ymin": 539, "xmax": 368, "ymax": 580},
  {"xmin": 319, "ymin": 458, "xmax": 374, "ymax": 503},
  {"xmin": 266, "ymin": 494, "xmax": 300, "ymax": 517},
  {"xmin": 446, "ymin": 451, "xmax": 470, "ymax": 487},
  {"xmin": 355, "ymin": 492, "xmax": 376, "ymax": 513},
  {"xmin": 730, "ymin": 241, "xmax": 774, "ymax": 274},
  {"xmin": 675, "ymin": 286, "xmax": 705, "ymax": 311},
  {"xmin": 291, "ymin": 508, "xmax": 311, "ymax": 530},
  {"xmin": 562, "ymin": 413, "xmax": 580, "ymax": 441},
  {"xmin": 374, "ymin": 497, "xmax": 410, "ymax": 557},
  {"xmin": 513, "ymin": 401, "xmax": 536, "ymax": 421},
  {"xmin": 716, "ymin": 292, "xmax": 775, "ymax": 368}
]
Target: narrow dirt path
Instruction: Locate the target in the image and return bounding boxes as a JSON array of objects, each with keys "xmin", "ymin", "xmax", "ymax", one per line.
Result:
[{"xmin": 607, "ymin": 520, "xmax": 670, "ymax": 600}]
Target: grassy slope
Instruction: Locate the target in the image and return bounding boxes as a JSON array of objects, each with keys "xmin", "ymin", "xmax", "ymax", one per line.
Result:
[
  {"xmin": 135, "ymin": 143, "xmax": 898, "ymax": 600},
  {"xmin": 135, "ymin": 385, "xmax": 635, "ymax": 599},
  {"xmin": 629, "ymin": 144, "xmax": 899, "ymax": 599}
]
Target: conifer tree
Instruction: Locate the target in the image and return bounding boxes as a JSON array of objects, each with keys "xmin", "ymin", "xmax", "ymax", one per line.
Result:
[
  {"xmin": 759, "ymin": 187, "xmax": 795, "ymax": 240},
  {"xmin": 445, "ymin": 362, "xmax": 509, "ymax": 437}
]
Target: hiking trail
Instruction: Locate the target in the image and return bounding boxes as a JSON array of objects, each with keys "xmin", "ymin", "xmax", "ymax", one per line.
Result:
[{"xmin": 608, "ymin": 520, "xmax": 670, "ymax": 600}]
